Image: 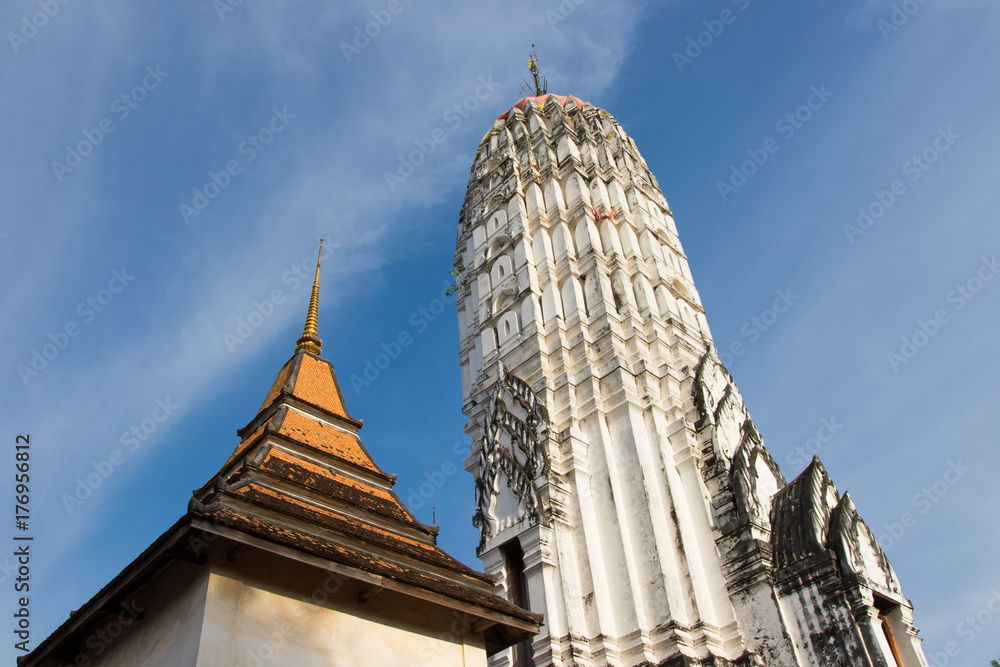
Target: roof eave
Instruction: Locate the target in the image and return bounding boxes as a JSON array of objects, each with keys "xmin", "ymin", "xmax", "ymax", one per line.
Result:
[{"xmin": 19, "ymin": 515, "xmax": 198, "ymax": 666}]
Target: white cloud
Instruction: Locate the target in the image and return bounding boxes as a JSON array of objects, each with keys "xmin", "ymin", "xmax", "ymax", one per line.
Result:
[{"xmin": 0, "ymin": 3, "xmax": 648, "ymax": 651}]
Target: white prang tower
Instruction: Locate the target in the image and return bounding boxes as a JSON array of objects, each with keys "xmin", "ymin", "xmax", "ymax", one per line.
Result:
[{"xmin": 452, "ymin": 60, "xmax": 930, "ymax": 667}]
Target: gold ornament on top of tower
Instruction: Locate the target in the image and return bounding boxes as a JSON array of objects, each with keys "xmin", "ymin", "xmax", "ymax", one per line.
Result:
[{"xmin": 295, "ymin": 239, "xmax": 324, "ymax": 355}]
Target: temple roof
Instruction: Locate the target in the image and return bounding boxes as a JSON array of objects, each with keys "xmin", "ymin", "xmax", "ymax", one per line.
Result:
[
  {"xmin": 192, "ymin": 346, "xmax": 531, "ymax": 608},
  {"xmin": 21, "ymin": 245, "xmax": 540, "ymax": 665},
  {"xmin": 255, "ymin": 351, "xmax": 356, "ymax": 421},
  {"xmin": 195, "ymin": 251, "xmax": 542, "ymax": 640}
]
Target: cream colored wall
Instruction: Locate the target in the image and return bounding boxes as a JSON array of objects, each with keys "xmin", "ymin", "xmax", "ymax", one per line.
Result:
[
  {"xmin": 69, "ymin": 543, "xmax": 491, "ymax": 666},
  {"xmin": 196, "ymin": 548, "xmax": 489, "ymax": 667},
  {"xmin": 79, "ymin": 560, "xmax": 209, "ymax": 667}
]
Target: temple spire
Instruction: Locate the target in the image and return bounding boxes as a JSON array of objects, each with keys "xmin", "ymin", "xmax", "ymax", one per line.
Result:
[
  {"xmin": 295, "ymin": 239, "xmax": 323, "ymax": 355},
  {"xmin": 520, "ymin": 44, "xmax": 548, "ymax": 98}
]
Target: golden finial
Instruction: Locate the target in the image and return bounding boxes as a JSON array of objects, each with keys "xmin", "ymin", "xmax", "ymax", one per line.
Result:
[{"xmin": 295, "ymin": 239, "xmax": 324, "ymax": 355}]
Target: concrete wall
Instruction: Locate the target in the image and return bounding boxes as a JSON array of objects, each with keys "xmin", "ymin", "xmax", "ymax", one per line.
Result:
[
  {"xmin": 195, "ymin": 547, "xmax": 488, "ymax": 667},
  {"xmin": 70, "ymin": 544, "xmax": 490, "ymax": 666},
  {"xmin": 78, "ymin": 560, "xmax": 209, "ymax": 667}
]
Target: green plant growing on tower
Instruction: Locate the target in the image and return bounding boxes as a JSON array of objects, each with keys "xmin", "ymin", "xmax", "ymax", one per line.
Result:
[{"xmin": 444, "ymin": 263, "xmax": 469, "ymax": 297}]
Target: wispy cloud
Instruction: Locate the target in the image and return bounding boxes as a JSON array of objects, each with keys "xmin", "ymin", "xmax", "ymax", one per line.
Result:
[{"xmin": 0, "ymin": 1, "xmax": 646, "ymax": 651}]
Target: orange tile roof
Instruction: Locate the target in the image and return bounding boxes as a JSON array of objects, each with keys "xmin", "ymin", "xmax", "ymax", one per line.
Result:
[
  {"xmin": 199, "ymin": 347, "xmax": 505, "ymax": 604},
  {"xmin": 259, "ymin": 449, "xmax": 414, "ymax": 527},
  {"xmin": 275, "ymin": 410, "xmax": 383, "ymax": 475},
  {"xmin": 254, "ymin": 351, "xmax": 357, "ymax": 425},
  {"xmin": 195, "ymin": 504, "xmax": 537, "ymax": 625},
  {"xmin": 257, "ymin": 357, "xmax": 293, "ymax": 413},
  {"xmin": 292, "ymin": 353, "xmax": 350, "ymax": 420}
]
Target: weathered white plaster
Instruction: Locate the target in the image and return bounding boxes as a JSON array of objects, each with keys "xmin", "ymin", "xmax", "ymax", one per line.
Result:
[{"xmin": 456, "ymin": 98, "xmax": 928, "ymax": 666}]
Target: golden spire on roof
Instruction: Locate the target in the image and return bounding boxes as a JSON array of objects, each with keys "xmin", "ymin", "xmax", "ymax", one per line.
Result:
[{"xmin": 295, "ymin": 239, "xmax": 324, "ymax": 355}]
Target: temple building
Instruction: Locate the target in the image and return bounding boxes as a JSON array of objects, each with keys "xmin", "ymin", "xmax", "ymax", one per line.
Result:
[
  {"xmin": 24, "ymin": 52, "xmax": 933, "ymax": 667},
  {"xmin": 23, "ymin": 244, "xmax": 540, "ymax": 666},
  {"xmin": 453, "ymin": 56, "xmax": 930, "ymax": 666}
]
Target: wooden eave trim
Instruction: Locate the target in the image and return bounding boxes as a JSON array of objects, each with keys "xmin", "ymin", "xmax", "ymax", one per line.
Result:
[
  {"xmin": 209, "ymin": 497, "xmax": 493, "ymax": 594},
  {"xmin": 210, "ymin": 429, "xmax": 395, "ymax": 498},
  {"xmin": 210, "ymin": 493, "xmax": 493, "ymax": 591},
  {"xmin": 242, "ymin": 467, "xmax": 434, "ymax": 543},
  {"xmin": 281, "ymin": 394, "xmax": 365, "ymax": 432},
  {"xmin": 269, "ymin": 433, "xmax": 395, "ymax": 489},
  {"xmin": 190, "ymin": 517, "xmax": 541, "ymax": 635}
]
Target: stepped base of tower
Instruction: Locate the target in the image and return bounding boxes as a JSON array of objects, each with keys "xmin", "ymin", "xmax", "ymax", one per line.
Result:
[{"xmin": 524, "ymin": 626, "xmax": 767, "ymax": 667}]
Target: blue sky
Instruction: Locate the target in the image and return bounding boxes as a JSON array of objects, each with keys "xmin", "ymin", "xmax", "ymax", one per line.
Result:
[{"xmin": 2, "ymin": 0, "xmax": 998, "ymax": 662}]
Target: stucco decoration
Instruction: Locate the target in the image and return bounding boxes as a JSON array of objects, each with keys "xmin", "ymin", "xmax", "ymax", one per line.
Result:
[
  {"xmin": 828, "ymin": 492, "xmax": 903, "ymax": 597},
  {"xmin": 473, "ymin": 362, "xmax": 548, "ymax": 547},
  {"xmin": 729, "ymin": 421, "xmax": 787, "ymax": 530},
  {"xmin": 694, "ymin": 349, "xmax": 754, "ymax": 467},
  {"xmin": 770, "ymin": 456, "xmax": 842, "ymax": 571},
  {"xmin": 454, "ymin": 96, "xmax": 929, "ymax": 666}
]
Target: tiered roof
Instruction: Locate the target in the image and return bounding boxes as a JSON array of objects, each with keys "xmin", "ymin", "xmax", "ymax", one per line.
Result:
[
  {"xmin": 189, "ymin": 345, "xmax": 541, "ymax": 645},
  {"xmin": 22, "ymin": 243, "xmax": 539, "ymax": 665}
]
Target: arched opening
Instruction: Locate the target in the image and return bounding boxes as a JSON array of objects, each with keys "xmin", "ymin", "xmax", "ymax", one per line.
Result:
[{"xmin": 487, "ymin": 209, "xmax": 507, "ymax": 235}]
